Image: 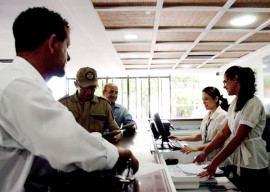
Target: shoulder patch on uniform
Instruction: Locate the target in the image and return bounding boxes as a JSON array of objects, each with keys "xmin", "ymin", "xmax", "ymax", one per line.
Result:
[{"xmin": 58, "ymin": 94, "xmax": 70, "ymax": 101}]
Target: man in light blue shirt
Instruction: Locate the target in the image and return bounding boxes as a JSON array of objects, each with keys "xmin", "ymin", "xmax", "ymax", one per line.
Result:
[{"xmin": 103, "ymin": 83, "xmax": 137, "ymax": 136}]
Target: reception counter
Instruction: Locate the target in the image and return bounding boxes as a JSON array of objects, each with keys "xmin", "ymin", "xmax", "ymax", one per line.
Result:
[{"xmin": 119, "ymin": 119, "xmax": 238, "ymax": 192}]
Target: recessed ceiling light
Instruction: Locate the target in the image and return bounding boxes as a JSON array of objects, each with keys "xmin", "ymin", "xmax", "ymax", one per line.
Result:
[
  {"xmin": 130, "ymin": 54, "xmax": 139, "ymax": 58},
  {"xmin": 124, "ymin": 34, "xmax": 138, "ymax": 40},
  {"xmin": 230, "ymin": 15, "xmax": 257, "ymax": 26},
  {"xmin": 181, "ymin": 64, "xmax": 192, "ymax": 68}
]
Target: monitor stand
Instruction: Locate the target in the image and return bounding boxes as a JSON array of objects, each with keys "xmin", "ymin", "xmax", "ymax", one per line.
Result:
[{"xmin": 155, "ymin": 139, "xmax": 170, "ymax": 150}]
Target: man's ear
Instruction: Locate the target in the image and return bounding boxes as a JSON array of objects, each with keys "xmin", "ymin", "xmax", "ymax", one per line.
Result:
[
  {"xmin": 48, "ymin": 34, "xmax": 57, "ymax": 53},
  {"xmin": 74, "ymin": 81, "xmax": 78, "ymax": 87}
]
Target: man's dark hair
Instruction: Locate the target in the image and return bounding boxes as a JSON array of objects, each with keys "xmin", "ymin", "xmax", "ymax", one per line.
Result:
[{"xmin": 13, "ymin": 7, "xmax": 69, "ymax": 52}]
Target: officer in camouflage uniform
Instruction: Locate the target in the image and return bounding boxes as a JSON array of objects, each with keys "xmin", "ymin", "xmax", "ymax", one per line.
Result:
[{"xmin": 59, "ymin": 67, "xmax": 121, "ymax": 144}]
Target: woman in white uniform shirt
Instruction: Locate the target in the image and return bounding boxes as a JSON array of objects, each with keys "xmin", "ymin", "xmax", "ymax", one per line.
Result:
[
  {"xmin": 169, "ymin": 86, "xmax": 231, "ymax": 175},
  {"xmin": 194, "ymin": 66, "xmax": 269, "ymax": 192}
]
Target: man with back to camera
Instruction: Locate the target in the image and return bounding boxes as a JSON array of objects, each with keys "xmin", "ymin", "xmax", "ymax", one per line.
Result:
[
  {"xmin": 58, "ymin": 67, "xmax": 122, "ymax": 144},
  {"xmin": 103, "ymin": 83, "xmax": 137, "ymax": 136},
  {"xmin": 0, "ymin": 7, "xmax": 138, "ymax": 192}
]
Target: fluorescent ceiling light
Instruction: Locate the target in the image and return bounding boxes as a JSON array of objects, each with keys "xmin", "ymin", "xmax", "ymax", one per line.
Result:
[
  {"xmin": 129, "ymin": 54, "xmax": 139, "ymax": 58},
  {"xmin": 181, "ymin": 64, "xmax": 192, "ymax": 68},
  {"xmin": 124, "ymin": 34, "xmax": 138, "ymax": 40},
  {"xmin": 230, "ymin": 15, "xmax": 257, "ymax": 26}
]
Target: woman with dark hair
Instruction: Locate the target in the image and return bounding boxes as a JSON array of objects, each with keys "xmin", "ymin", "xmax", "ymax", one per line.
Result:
[
  {"xmin": 169, "ymin": 86, "xmax": 231, "ymax": 175},
  {"xmin": 194, "ymin": 66, "xmax": 269, "ymax": 191}
]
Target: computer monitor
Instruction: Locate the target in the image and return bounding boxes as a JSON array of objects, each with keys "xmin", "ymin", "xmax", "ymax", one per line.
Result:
[{"xmin": 153, "ymin": 113, "xmax": 169, "ymax": 148}]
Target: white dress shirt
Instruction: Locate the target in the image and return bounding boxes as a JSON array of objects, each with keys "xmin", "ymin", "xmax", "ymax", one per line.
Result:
[
  {"xmin": 0, "ymin": 57, "xmax": 118, "ymax": 192},
  {"xmin": 228, "ymin": 96, "xmax": 268, "ymax": 170},
  {"xmin": 200, "ymin": 106, "xmax": 228, "ymax": 167}
]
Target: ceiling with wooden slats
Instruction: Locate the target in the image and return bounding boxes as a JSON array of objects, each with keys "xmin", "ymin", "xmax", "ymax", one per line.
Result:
[
  {"xmin": 91, "ymin": 0, "xmax": 270, "ymax": 71},
  {"xmin": 1, "ymin": 0, "xmax": 270, "ymax": 76}
]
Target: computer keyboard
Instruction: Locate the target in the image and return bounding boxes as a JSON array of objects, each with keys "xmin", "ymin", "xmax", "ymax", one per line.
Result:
[{"xmin": 168, "ymin": 139, "xmax": 185, "ymax": 150}]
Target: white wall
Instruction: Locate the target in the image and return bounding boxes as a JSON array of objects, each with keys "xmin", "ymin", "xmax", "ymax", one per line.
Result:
[
  {"xmin": 219, "ymin": 45, "xmax": 270, "ymax": 101},
  {"xmin": 47, "ymin": 76, "xmax": 67, "ymax": 100}
]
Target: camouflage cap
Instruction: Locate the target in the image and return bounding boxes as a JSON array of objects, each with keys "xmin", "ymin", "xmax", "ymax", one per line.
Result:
[{"xmin": 76, "ymin": 67, "xmax": 98, "ymax": 87}]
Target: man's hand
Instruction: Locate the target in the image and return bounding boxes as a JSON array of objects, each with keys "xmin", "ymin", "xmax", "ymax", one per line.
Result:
[
  {"xmin": 113, "ymin": 130, "xmax": 122, "ymax": 143},
  {"xmin": 122, "ymin": 123, "xmax": 137, "ymax": 136},
  {"xmin": 103, "ymin": 130, "xmax": 122, "ymax": 144},
  {"xmin": 115, "ymin": 147, "xmax": 139, "ymax": 175}
]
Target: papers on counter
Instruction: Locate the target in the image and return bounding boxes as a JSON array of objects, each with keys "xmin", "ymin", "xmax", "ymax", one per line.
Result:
[
  {"xmin": 176, "ymin": 162, "xmax": 224, "ymax": 175},
  {"xmin": 134, "ymin": 160, "xmax": 165, "ymax": 177}
]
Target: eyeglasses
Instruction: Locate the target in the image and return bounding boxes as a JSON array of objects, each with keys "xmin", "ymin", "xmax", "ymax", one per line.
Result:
[{"xmin": 77, "ymin": 84, "xmax": 96, "ymax": 91}]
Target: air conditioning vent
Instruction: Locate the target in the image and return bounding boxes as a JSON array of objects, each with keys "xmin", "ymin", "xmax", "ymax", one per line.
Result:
[
  {"xmin": 0, "ymin": 59, "xmax": 13, "ymax": 63},
  {"xmin": 186, "ymin": 55, "xmax": 214, "ymax": 59}
]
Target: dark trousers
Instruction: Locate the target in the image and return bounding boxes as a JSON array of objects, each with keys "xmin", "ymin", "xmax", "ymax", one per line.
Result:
[
  {"xmin": 229, "ymin": 165, "xmax": 269, "ymax": 192},
  {"xmin": 217, "ymin": 165, "xmax": 236, "ymax": 178}
]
